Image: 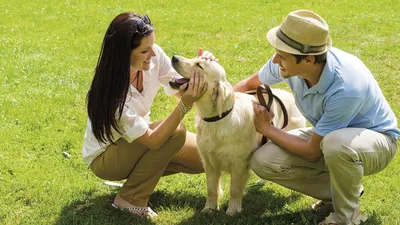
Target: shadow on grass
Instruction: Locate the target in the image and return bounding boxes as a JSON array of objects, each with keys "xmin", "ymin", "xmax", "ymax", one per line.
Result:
[
  {"xmin": 54, "ymin": 184, "xmax": 382, "ymax": 225},
  {"xmin": 54, "ymin": 188, "xmax": 206, "ymax": 225},
  {"xmin": 174, "ymin": 183, "xmax": 383, "ymax": 225},
  {"xmin": 175, "ymin": 183, "xmax": 311, "ymax": 225},
  {"xmin": 54, "ymin": 190, "xmax": 156, "ymax": 225}
]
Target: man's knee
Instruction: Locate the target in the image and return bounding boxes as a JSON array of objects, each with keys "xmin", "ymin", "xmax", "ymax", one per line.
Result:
[
  {"xmin": 250, "ymin": 144, "xmax": 283, "ymax": 179},
  {"xmin": 250, "ymin": 150, "xmax": 265, "ymax": 177},
  {"xmin": 321, "ymin": 130, "xmax": 357, "ymax": 164}
]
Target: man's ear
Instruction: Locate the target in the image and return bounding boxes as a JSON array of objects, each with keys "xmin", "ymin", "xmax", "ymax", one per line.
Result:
[{"xmin": 305, "ymin": 55, "xmax": 314, "ymax": 64}]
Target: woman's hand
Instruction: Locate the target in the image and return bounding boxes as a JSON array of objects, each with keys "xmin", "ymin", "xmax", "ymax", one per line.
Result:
[
  {"xmin": 180, "ymin": 68, "xmax": 207, "ymax": 107},
  {"xmin": 253, "ymin": 102, "xmax": 275, "ymax": 133}
]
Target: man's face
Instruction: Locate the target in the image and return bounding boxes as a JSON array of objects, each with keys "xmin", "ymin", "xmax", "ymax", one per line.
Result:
[{"xmin": 272, "ymin": 49, "xmax": 307, "ymax": 78}]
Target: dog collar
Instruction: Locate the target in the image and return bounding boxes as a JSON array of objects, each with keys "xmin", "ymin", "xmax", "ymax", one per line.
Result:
[{"xmin": 202, "ymin": 107, "xmax": 234, "ymax": 122}]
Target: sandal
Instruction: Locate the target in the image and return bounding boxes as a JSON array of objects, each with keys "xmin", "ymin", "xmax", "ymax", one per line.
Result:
[
  {"xmin": 318, "ymin": 208, "xmax": 367, "ymax": 225},
  {"xmin": 112, "ymin": 194, "xmax": 158, "ymax": 218},
  {"xmin": 112, "ymin": 202, "xmax": 158, "ymax": 218},
  {"xmin": 317, "ymin": 212, "xmax": 341, "ymax": 225},
  {"xmin": 313, "ymin": 185, "xmax": 364, "ymax": 211}
]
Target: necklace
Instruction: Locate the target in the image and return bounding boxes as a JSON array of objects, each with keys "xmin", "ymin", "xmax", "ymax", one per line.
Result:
[{"xmin": 131, "ymin": 71, "xmax": 143, "ymax": 92}]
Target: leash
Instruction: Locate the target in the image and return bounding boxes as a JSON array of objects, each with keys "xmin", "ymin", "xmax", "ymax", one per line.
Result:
[
  {"xmin": 248, "ymin": 85, "xmax": 289, "ymax": 145},
  {"xmin": 202, "ymin": 85, "xmax": 289, "ymax": 146}
]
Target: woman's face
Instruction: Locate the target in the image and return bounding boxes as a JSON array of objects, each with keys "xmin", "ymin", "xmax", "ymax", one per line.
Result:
[{"xmin": 130, "ymin": 32, "xmax": 156, "ymax": 72}]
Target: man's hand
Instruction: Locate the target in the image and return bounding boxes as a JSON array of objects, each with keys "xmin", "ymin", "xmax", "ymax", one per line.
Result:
[
  {"xmin": 197, "ymin": 48, "xmax": 203, "ymax": 57},
  {"xmin": 253, "ymin": 102, "xmax": 274, "ymax": 134},
  {"xmin": 197, "ymin": 47, "xmax": 218, "ymax": 61}
]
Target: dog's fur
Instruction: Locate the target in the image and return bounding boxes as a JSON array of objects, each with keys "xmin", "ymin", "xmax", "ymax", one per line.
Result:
[{"xmin": 170, "ymin": 55, "xmax": 306, "ymax": 215}]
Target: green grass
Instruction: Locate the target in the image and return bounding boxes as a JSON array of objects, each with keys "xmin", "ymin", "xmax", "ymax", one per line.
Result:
[{"xmin": 1, "ymin": 0, "xmax": 399, "ymax": 224}]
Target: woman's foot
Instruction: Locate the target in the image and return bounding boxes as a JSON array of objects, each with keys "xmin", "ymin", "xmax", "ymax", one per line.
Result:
[{"xmin": 112, "ymin": 194, "xmax": 158, "ymax": 218}]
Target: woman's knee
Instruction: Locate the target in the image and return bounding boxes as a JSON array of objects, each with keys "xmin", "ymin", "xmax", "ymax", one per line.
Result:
[
  {"xmin": 174, "ymin": 123, "xmax": 187, "ymax": 143},
  {"xmin": 162, "ymin": 123, "xmax": 187, "ymax": 154}
]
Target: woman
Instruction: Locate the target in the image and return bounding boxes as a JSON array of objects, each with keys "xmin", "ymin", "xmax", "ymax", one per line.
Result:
[{"xmin": 82, "ymin": 12, "xmax": 208, "ymax": 218}]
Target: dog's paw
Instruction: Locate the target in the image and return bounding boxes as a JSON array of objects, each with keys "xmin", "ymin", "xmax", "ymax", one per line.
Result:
[
  {"xmin": 226, "ymin": 207, "xmax": 242, "ymax": 216},
  {"xmin": 201, "ymin": 207, "xmax": 219, "ymax": 214}
]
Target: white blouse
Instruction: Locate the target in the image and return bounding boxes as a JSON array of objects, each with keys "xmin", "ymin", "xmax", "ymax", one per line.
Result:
[{"xmin": 82, "ymin": 44, "xmax": 180, "ymax": 166}]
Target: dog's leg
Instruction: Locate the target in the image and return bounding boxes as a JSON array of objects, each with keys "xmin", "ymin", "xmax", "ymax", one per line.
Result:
[
  {"xmin": 226, "ymin": 166, "xmax": 249, "ymax": 215},
  {"xmin": 202, "ymin": 165, "xmax": 222, "ymax": 213}
]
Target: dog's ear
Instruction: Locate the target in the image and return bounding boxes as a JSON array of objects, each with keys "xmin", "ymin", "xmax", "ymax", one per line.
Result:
[{"xmin": 212, "ymin": 81, "xmax": 226, "ymax": 117}]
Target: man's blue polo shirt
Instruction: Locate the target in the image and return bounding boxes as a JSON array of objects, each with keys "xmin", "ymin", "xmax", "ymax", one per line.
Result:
[{"xmin": 258, "ymin": 47, "xmax": 400, "ymax": 140}]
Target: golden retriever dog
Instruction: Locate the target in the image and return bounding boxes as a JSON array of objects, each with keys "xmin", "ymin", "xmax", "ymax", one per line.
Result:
[{"xmin": 169, "ymin": 54, "xmax": 306, "ymax": 215}]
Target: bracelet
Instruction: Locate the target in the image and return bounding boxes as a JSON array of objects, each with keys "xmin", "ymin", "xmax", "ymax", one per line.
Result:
[{"xmin": 178, "ymin": 100, "xmax": 192, "ymax": 119}]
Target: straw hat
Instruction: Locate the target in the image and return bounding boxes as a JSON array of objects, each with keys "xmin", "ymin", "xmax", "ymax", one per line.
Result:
[{"xmin": 266, "ymin": 10, "xmax": 332, "ymax": 55}]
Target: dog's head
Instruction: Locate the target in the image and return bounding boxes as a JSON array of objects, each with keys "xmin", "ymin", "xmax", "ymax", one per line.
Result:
[
  {"xmin": 169, "ymin": 55, "xmax": 227, "ymax": 86},
  {"xmin": 170, "ymin": 55, "xmax": 230, "ymax": 117}
]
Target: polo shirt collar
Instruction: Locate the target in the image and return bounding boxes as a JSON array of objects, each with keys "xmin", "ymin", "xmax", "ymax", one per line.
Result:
[{"xmin": 303, "ymin": 50, "xmax": 335, "ymax": 94}]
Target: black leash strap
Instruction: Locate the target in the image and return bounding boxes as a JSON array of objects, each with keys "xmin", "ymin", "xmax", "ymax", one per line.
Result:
[{"xmin": 248, "ymin": 85, "xmax": 289, "ymax": 145}]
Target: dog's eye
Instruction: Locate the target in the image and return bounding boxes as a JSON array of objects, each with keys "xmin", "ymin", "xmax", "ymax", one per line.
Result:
[{"xmin": 196, "ymin": 63, "xmax": 203, "ymax": 70}]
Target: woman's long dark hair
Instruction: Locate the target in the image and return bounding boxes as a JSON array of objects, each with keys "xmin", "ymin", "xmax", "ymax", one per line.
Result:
[{"xmin": 86, "ymin": 12, "xmax": 154, "ymax": 144}]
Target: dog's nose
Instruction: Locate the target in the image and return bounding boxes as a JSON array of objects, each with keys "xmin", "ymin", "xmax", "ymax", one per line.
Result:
[{"xmin": 172, "ymin": 55, "xmax": 179, "ymax": 63}]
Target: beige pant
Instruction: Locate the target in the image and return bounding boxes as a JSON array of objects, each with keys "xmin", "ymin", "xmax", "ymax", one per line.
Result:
[
  {"xmin": 251, "ymin": 127, "xmax": 397, "ymax": 224},
  {"xmin": 90, "ymin": 122, "xmax": 203, "ymax": 207}
]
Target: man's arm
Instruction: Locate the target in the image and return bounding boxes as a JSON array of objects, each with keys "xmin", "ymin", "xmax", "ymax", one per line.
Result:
[
  {"xmin": 253, "ymin": 103, "xmax": 323, "ymax": 162},
  {"xmin": 262, "ymin": 125, "xmax": 323, "ymax": 162},
  {"xmin": 233, "ymin": 72, "xmax": 262, "ymax": 92}
]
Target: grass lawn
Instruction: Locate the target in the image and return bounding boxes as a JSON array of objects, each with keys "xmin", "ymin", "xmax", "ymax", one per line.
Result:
[{"xmin": 1, "ymin": 0, "xmax": 399, "ymax": 224}]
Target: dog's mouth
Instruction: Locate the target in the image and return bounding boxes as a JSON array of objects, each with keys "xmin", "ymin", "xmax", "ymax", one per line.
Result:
[{"xmin": 169, "ymin": 77, "xmax": 190, "ymax": 90}]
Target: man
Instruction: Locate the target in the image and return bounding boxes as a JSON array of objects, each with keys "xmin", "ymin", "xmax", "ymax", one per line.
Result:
[{"xmin": 233, "ymin": 10, "xmax": 399, "ymax": 225}]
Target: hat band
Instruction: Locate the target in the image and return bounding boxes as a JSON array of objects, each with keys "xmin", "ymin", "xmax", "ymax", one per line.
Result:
[{"xmin": 277, "ymin": 29, "xmax": 326, "ymax": 54}]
